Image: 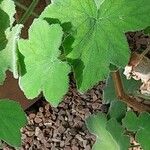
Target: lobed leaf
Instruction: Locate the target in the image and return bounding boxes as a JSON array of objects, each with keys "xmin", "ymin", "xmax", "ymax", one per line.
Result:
[
  {"xmin": 86, "ymin": 113, "xmax": 130, "ymax": 150},
  {"xmin": 18, "ymin": 19, "xmax": 70, "ymax": 107},
  {"xmin": 41, "ymin": 0, "xmax": 150, "ymax": 92},
  {"xmin": 123, "ymin": 111, "xmax": 150, "ymax": 150}
]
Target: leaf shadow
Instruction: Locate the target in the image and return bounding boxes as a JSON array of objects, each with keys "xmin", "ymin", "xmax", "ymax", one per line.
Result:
[
  {"xmin": 44, "ymin": 18, "xmax": 75, "ymax": 56},
  {"xmin": 44, "ymin": 18, "xmax": 85, "ymax": 88},
  {"xmin": 68, "ymin": 58, "xmax": 84, "ymax": 88},
  {"xmin": 18, "ymin": 49, "xmax": 26, "ymax": 76}
]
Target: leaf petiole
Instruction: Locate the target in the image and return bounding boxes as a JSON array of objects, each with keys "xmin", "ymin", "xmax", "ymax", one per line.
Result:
[{"xmin": 112, "ymin": 70, "xmax": 150, "ymax": 112}]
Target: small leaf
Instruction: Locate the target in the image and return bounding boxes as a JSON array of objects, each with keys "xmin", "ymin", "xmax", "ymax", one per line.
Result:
[
  {"xmin": 123, "ymin": 111, "xmax": 150, "ymax": 150},
  {"xmin": 136, "ymin": 129, "xmax": 150, "ymax": 150},
  {"xmin": 86, "ymin": 113, "xmax": 130, "ymax": 150},
  {"xmin": 108, "ymin": 101, "xmax": 127, "ymax": 122},
  {"xmin": 122, "ymin": 111, "xmax": 139, "ymax": 132},
  {"xmin": 18, "ymin": 19, "xmax": 70, "ymax": 107},
  {"xmin": 0, "ymin": 99, "xmax": 27, "ymax": 147},
  {"xmin": 0, "ymin": 25, "xmax": 23, "ymax": 84},
  {"xmin": 136, "ymin": 113, "xmax": 150, "ymax": 150},
  {"xmin": 106, "ymin": 118, "xmax": 130, "ymax": 150}
]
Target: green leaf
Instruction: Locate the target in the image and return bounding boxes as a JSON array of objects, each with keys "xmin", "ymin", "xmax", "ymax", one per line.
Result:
[
  {"xmin": 103, "ymin": 70, "xmax": 140, "ymax": 104},
  {"xmin": 86, "ymin": 113, "xmax": 130, "ymax": 150},
  {"xmin": 18, "ymin": 19, "xmax": 70, "ymax": 107},
  {"xmin": 122, "ymin": 111, "xmax": 138, "ymax": 132},
  {"xmin": 0, "ymin": 0, "xmax": 16, "ymax": 50},
  {"xmin": 0, "ymin": 25, "xmax": 23, "ymax": 84},
  {"xmin": 123, "ymin": 111, "xmax": 150, "ymax": 150},
  {"xmin": 40, "ymin": 0, "xmax": 150, "ymax": 92},
  {"xmin": 0, "ymin": 99, "xmax": 27, "ymax": 147},
  {"xmin": 136, "ymin": 113, "xmax": 150, "ymax": 150},
  {"xmin": 106, "ymin": 118, "xmax": 130, "ymax": 150},
  {"xmin": 108, "ymin": 101, "xmax": 127, "ymax": 122}
]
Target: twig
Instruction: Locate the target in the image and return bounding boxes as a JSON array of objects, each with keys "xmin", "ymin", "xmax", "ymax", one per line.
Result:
[
  {"xmin": 18, "ymin": 0, "xmax": 39, "ymax": 24},
  {"xmin": 14, "ymin": 0, "xmax": 38, "ymax": 18},
  {"xmin": 130, "ymin": 144, "xmax": 141, "ymax": 148},
  {"xmin": 138, "ymin": 43, "xmax": 150, "ymax": 62},
  {"xmin": 112, "ymin": 70, "xmax": 150, "ymax": 112}
]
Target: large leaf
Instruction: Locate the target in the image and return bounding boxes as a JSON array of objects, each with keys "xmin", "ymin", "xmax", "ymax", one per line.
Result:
[
  {"xmin": 0, "ymin": 0, "xmax": 16, "ymax": 50},
  {"xmin": 0, "ymin": 99, "xmax": 27, "ymax": 147},
  {"xmin": 123, "ymin": 111, "xmax": 150, "ymax": 150},
  {"xmin": 18, "ymin": 19, "xmax": 70, "ymax": 107},
  {"xmin": 86, "ymin": 113, "xmax": 130, "ymax": 150},
  {"xmin": 41, "ymin": 0, "xmax": 150, "ymax": 92},
  {"xmin": 0, "ymin": 25, "xmax": 23, "ymax": 84}
]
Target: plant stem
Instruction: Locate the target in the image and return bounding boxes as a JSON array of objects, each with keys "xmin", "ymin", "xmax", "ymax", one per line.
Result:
[
  {"xmin": 112, "ymin": 70, "xmax": 150, "ymax": 112},
  {"xmin": 14, "ymin": 1, "xmax": 38, "ymax": 18},
  {"xmin": 18, "ymin": 0, "xmax": 39, "ymax": 24},
  {"xmin": 130, "ymin": 145, "xmax": 141, "ymax": 148},
  {"xmin": 138, "ymin": 44, "xmax": 150, "ymax": 63}
]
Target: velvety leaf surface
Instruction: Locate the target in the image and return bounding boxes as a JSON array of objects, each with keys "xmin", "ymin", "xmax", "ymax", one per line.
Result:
[
  {"xmin": 86, "ymin": 113, "xmax": 130, "ymax": 150},
  {"xmin": 123, "ymin": 111, "xmax": 150, "ymax": 150},
  {"xmin": 0, "ymin": 99, "xmax": 27, "ymax": 147},
  {"xmin": 0, "ymin": 25, "xmax": 23, "ymax": 84},
  {"xmin": 18, "ymin": 19, "xmax": 70, "ymax": 107},
  {"xmin": 41, "ymin": 0, "xmax": 150, "ymax": 92}
]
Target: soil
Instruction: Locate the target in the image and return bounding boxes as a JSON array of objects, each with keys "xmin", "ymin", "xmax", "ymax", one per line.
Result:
[{"xmin": 1, "ymin": 0, "xmax": 150, "ymax": 149}]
